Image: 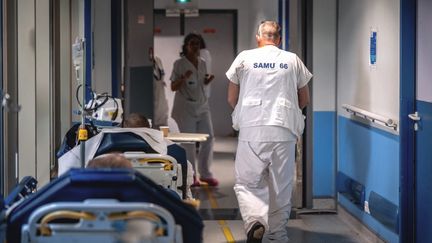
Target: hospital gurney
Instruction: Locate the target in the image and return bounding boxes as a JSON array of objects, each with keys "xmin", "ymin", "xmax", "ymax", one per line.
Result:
[
  {"xmin": 21, "ymin": 199, "xmax": 182, "ymax": 243},
  {"xmin": 5, "ymin": 169, "xmax": 203, "ymax": 243},
  {"xmin": 58, "ymin": 129, "xmax": 189, "ymax": 199},
  {"xmin": 0, "ymin": 176, "xmax": 38, "ymax": 242},
  {"xmin": 124, "ymin": 152, "xmax": 183, "ymax": 198},
  {"xmin": 3, "ymin": 176, "xmax": 37, "ymax": 208}
]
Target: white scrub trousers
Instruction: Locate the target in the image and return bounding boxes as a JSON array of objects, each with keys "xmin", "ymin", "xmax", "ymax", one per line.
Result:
[
  {"xmin": 234, "ymin": 140, "xmax": 296, "ymax": 242},
  {"xmin": 174, "ymin": 107, "xmax": 214, "ymax": 179}
]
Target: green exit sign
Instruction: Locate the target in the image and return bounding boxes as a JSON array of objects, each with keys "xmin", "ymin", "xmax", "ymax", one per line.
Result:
[{"xmin": 176, "ymin": 0, "xmax": 191, "ymax": 3}]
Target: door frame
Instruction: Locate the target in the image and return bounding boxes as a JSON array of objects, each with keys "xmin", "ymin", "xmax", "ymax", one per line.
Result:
[
  {"xmin": 153, "ymin": 9, "xmax": 238, "ymax": 56},
  {"xmin": 399, "ymin": 0, "xmax": 416, "ymax": 241},
  {"xmin": 0, "ymin": 0, "xmax": 4, "ymax": 197},
  {"xmin": 2, "ymin": 0, "xmax": 19, "ymax": 195}
]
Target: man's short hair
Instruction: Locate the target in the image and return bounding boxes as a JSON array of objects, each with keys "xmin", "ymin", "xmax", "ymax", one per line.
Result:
[
  {"xmin": 257, "ymin": 21, "xmax": 281, "ymax": 42},
  {"xmin": 123, "ymin": 113, "xmax": 150, "ymax": 128},
  {"xmin": 87, "ymin": 153, "xmax": 132, "ymax": 169}
]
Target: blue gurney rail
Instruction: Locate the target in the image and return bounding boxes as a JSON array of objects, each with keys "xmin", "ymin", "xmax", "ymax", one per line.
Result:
[
  {"xmin": 4, "ymin": 176, "xmax": 37, "ymax": 207},
  {"xmin": 21, "ymin": 200, "xmax": 181, "ymax": 243},
  {"xmin": 1, "ymin": 169, "xmax": 203, "ymax": 243}
]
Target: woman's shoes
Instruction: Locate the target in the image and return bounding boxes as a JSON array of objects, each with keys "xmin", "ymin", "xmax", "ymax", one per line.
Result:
[
  {"xmin": 191, "ymin": 178, "xmax": 202, "ymax": 187},
  {"xmin": 191, "ymin": 177, "xmax": 219, "ymax": 187},
  {"xmin": 199, "ymin": 177, "xmax": 219, "ymax": 187}
]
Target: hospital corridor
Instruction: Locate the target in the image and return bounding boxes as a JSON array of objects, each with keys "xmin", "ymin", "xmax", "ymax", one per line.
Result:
[{"xmin": 1, "ymin": 0, "xmax": 432, "ymax": 243}]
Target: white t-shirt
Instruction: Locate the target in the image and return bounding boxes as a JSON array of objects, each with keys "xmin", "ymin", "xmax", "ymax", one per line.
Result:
[
  {"xmin": 226, "ymin": 45, "xmax": 312, "ymax": 142},
  {"xmin": 170, "ymin": 57, "xmax": 208, "ymax": 105},
  {"xmin": 226, "ymin": 45, "xmax": 311, "ymax": 88}
]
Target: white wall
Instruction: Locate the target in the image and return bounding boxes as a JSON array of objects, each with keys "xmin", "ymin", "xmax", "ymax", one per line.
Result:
[
  {"xmin": 154, "ymin": 36, "xmax": 184, "ymax": 119},
  {"xmin": 59, "ymin": 0, "xmax": 72, "ymax": 138},
  {"xmin": 93, "ymin": 0, "xmax": 112, "ymax": 94},
  {"xmin": 337, "ymin": 0, "xmax": 400, "ymax": 126},
  {"xmin": 417, "ymin": 0, "xmax": 432, "ymax": 103},
  {"xmin": 249, "ymin": 1, "xmax": 279, "ymax": 48},
  {"xmin": 155, "ymin": 0, "xmax": 279, "ymax": 53},
  {"xmin": 35, "ymin": 0, "xmax": 52, "ymax": 186},
  {"xmin": 17, "ymin": 0, "xmax": 52, "ymax": 185},
  {"xmin": 313, "ymin": 0, "xmax": 337, "ymax": 111},
  {"xmin": 70, "ymin": 0, "xmax": 85, "ymax": 123},
  {"xmin": 70, "ymin": 0, "xmax": 115, "ymax": 110},
  {"xmin": 17, "ymin": 0, "xmax": 36, "ymax": 182}
]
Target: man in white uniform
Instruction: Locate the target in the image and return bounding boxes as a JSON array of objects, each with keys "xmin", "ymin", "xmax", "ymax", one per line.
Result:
[
  {"xmin": 150, "ymin": 47, "xmax": 169, "ymax": 128},
  {"xmin": 226, "ymin": 21, "xmax": 312, "ymax": 242}
]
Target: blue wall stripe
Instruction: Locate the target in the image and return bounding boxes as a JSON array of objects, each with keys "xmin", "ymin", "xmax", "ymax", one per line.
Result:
[
  {"xmin": 369, "ymin": 191, "xmax": 399, "ymax": 233},
  {"xmin": 313, "ymin": 111, "xmax": 335, "ymax": 197},
  {"xmin": 416, "ymin": 100, "xmax": 432, "ymax": 243},
  {"xmin": 338, "ymin": 116, "xmax": 400, "ymax": 242},
  {"xmin": 339, "ymin": 196, "xmax": 398, "ymax": 243},
  {"xmin": 338, "ymin": 116, "xmax": 399, "ymax": 204},
  {"xmin": 399, "ymin": 0, "xmax": 416, "ymax": 241},
  {"xmin": 337, "ymin": 172, "xmax": 365, "ymax": 208}
]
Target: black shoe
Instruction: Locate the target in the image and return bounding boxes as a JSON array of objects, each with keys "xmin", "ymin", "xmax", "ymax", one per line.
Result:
[{"xmin": 247, "ymin": 222, "xmax": 265, "ymax": 243}]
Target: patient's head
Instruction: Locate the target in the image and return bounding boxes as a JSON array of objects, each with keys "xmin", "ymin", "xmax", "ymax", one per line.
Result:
[
  {"xmin": 123, "ymin": 113, "xmax": 150, "ymax": 128},
  {"xmin": 87, "ymin": 153, "xmax": 132, "ymax": 169}
]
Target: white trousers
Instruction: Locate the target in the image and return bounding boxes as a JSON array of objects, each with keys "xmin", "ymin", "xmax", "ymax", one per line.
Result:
[
  {"xmin": 153, "ymin": 81, "xmax": 169, "ymax": 128},
  {"xmin": 234, "ymin": 140, "xmax": 295, "ymax": 242},
  {"xmin": 174, "ymin": 108, "xmax": 214, "ymax": 178}
]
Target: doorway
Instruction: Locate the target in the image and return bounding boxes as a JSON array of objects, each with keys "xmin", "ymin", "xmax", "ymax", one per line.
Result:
[{"xmin": 154, "ymin": 10, "xmax": 236, "ymax": 136}]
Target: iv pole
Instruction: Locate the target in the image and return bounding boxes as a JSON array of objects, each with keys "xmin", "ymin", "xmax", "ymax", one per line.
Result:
[{"xmin": 72, "ymin": 38, "xmax": 88, "ymax": 168}]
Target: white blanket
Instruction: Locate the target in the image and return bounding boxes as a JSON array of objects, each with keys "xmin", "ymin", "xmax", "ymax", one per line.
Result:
[{"xmin": 58, "ymin": 127, "xmax": 168, "ymax": 175}]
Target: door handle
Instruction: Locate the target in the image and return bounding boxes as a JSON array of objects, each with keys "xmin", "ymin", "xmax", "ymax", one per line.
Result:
[
  {"xmin": 408, "ymin": 112, "xmax": 421, "ymax": 121},
  {"xmin": 408, "ymin": 112, "xmax": 421, "ymax": 131}
]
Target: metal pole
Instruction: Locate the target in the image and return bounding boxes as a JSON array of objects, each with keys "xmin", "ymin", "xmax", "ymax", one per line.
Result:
[
  {"xmin": 72, "ymin": 38, "xmax": 87, "ymax": 168},
  {"xmin": 79, "ymin": 38, "xmax": 87, "ymax": 168}
]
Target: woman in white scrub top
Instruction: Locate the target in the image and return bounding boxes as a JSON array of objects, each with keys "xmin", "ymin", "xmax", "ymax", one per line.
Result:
[{"xmin": 170, "ymin": 33, "xmax": 218, "ymax": 187}]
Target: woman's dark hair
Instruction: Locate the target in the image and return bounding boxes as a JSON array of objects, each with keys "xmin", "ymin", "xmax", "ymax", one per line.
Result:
[{"xmin": 181, "ymin": 33, "xmax": 202, "ymax": 56}]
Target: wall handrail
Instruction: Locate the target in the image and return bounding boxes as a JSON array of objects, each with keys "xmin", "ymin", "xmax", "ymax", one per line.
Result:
[{"xmin": 342, "ymin": 104, "xmax": 398, "ymax": 130}]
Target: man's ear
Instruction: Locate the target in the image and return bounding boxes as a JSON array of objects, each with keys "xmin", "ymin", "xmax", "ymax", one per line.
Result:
[
  {"xmin": 275, "ymin": 37, "xmax": 281, "ymax": 46},
  {"xmin": 256, "ymin": 35, "xmax": 261, "ymax": 46}
]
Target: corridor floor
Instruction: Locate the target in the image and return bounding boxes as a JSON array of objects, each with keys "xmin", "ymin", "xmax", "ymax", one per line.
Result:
[{"xmin": 192, "ymin": 136, "xmax": 385, "ymax": 243}]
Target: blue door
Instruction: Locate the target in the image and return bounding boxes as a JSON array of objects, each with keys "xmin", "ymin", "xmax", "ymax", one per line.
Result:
[
  {"xmin": 415, "ymin": 0, "xmax": 432, "ymax": 242},
  {"xmin": 0, "ymin": 0, "xmax": 4, "ymax": 197}
]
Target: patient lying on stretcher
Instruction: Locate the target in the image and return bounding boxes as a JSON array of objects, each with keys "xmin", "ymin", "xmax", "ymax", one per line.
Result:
[
  {"xmin": 123, "ymin": 113, "xmax": 195, "ymax": 199},
  {"xmin": 58, "ymin": 113, "xmax": 194, "ymax": 199},
  {"xmin": 87, "ymin": 153, "xmax": 133, "ymax": 169},
  {"xmin": 86, "ymin": 153, "xmax": 183, "ymax": 198}
]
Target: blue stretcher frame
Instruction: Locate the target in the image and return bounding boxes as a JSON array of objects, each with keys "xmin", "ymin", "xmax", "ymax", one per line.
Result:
[{"xmin": 6, "ymin": 169, "xmax": 203, "ymax": 243}]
